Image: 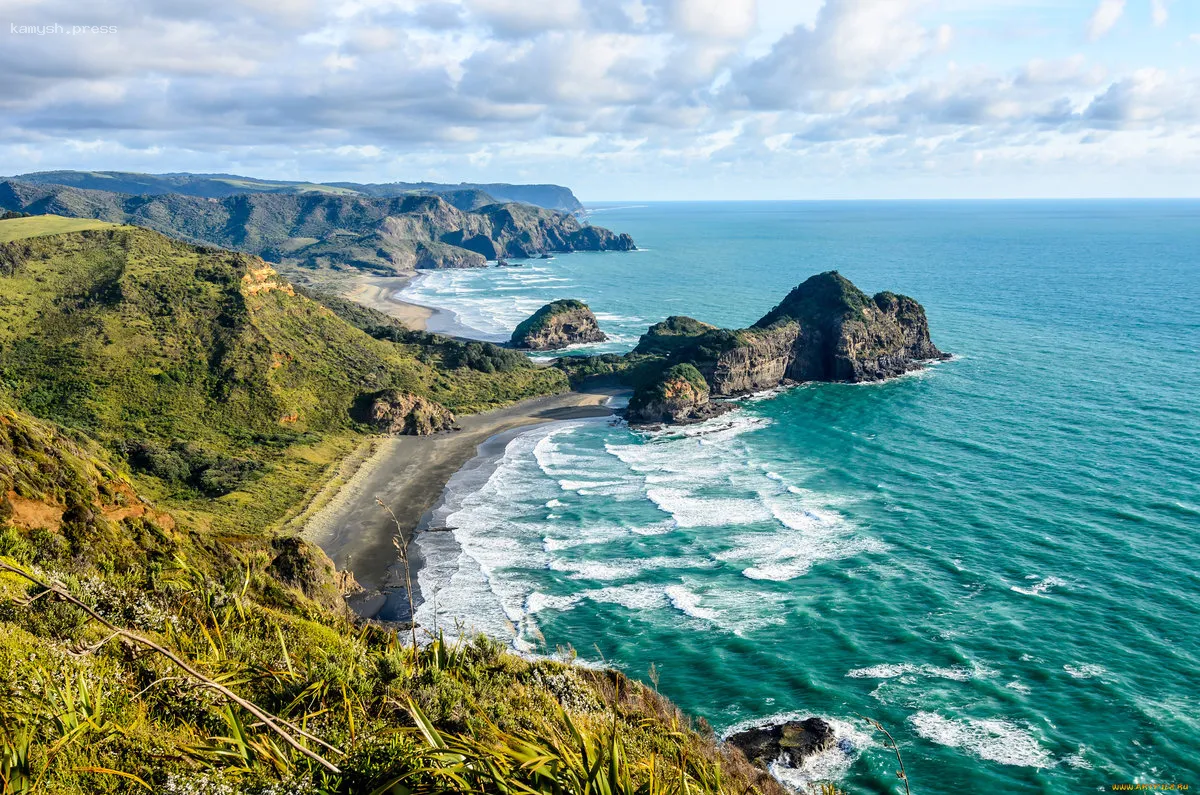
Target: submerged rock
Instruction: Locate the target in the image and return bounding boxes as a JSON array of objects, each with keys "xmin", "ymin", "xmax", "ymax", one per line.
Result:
[
  {"xmin": 360, "ymin": 390, "xmax": 455, "ymax": 435},
  {"xmin": 511, "ymin": 299, "xmax": 607, "ymax": 350},
  {"xmin": 725, "ymin": 717, "xmax": 837, "ymax": 769}
]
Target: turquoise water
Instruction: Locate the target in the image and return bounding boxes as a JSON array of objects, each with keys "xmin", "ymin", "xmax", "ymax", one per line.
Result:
[{"xmin": 405, "ymin": 202, "xmax": 1200, "ymax": 793}]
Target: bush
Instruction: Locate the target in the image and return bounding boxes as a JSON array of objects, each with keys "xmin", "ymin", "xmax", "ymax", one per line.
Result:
[{"xmin": 123, "ymin": 440, "xmax": 262, "ymax": 496}]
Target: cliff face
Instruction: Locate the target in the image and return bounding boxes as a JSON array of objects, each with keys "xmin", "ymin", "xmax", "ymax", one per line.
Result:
[
  {"xmin": 707, "ymin": 323, "xmax": 801, "ymax": 395},
  {"xmin": 624, "ymin": 271, "xmax": 946, "ymax": 424},
  {"xmin": 511, "ymin": 300, "xmax": 607, "ymax": 350},
  {"xmin": 0, "ymin": 180, "xmax": 635, "ymax": 277},
  {"xmin": 625, "ymin": 364, "xmax": 729, "ymax": 425},
  {"xmin": 363, "ymin": 390, "xmax": 455, "ymax": 435},
  {"xmin": 758, "ymin": 273, "xmax": 947, "ymax": 383}
]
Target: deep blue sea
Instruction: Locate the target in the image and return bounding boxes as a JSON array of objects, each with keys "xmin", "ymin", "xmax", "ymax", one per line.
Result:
[{"xmin": 403, "ymin": 202, "xmax": 1200, "ymax": 793}]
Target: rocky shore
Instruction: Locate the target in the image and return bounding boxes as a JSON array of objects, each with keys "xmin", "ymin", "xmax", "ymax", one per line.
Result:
[{"xmin": 601, "ymin": 271, "xmax": 948, "ymax": 425}]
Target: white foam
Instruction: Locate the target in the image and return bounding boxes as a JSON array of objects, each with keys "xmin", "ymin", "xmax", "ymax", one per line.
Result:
[
  {"xmin": 1063, "ymin": 663, "xmax": 1107, "ymax": 680},
  {"xmin": 721, "ymin": 714, "xmax": 875, "ymax": 793},
  {"xmin": 559, "ymin": 479, "xmax": 626, "ymax": 491},
  {"xmin": 545, "ymin": 499, "xmax": 566, "ymax": 508},
  {"xmin": 664, "ymin": 585, "xmax": 722, "ymax": 620},
  {"xmin": 908, "ymin": 712, "xmax": 1053, "ymax": 768},
  {"xmin": 1063, "ymin": 747, "xmax": 1093, "ymax": 769},
  {"xmin": 718, "ymin": 494, "xmax": 885, "ymax": 582},
  {"xmin": 647, "ymin": 488, "xmax": 774, "ymax": 528},
  {"xmin": 846, "ymin": 662, "xmax": 972, "ymax": 682},
  {"xmin": 629, "ymin": 520, "xmax": 675, "ymax": 536},
  {"xmin": 1010, "ymin": 575, "xmax": 1066, "ymax": 597},
  {"xmin": 549, "ymin": 556, "xmax": 712, "ymax": 581}
]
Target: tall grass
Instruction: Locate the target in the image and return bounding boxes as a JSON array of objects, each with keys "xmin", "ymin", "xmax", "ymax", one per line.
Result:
[{"xmin": 0, "ymin": 559, "xmax": 793, "ymax": 795}]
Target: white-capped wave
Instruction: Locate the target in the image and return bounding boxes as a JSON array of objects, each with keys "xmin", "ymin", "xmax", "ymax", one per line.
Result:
[
  {"xmin": 846, "ymin": 662, "xmax": 972, "ymax": 682},
  {"xmin": 1063, "ymin": 663, "xmax": 1107, "ymax": 680},
  {"xmin": 647, "ymin": 488, "xmax": 774, "ymax": 528},
  {"xmin": 664, "ymin": 585, "xmax": 722, "ymax": 620},
  {"xmin": 908, "ymin": 712, "xmax": 1053, "ymax": 768},
  {"xmin": 550, "ymin": 556, "xmax": 712, "ymax": 581},
  {"xmin": 717, "ymin": 495, "xmax": 884, "ymax": 582},
  {"xmin": 1011, "ymin": 575, "xmax": 1066, "ymax": 597}
]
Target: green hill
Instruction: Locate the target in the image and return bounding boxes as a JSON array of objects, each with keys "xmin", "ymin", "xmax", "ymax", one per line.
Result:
[
  {"xmin": 9, "ymin": 170, "xmax": 586, "ymax": 212},
  {"xmin": 0, "ymin": 180, "xmax": 633, "ymax": 278},
  {"xmin": 0, "ymin": 223, "xmax": 783, "ymax": 795},
  {"xmin": 0, "ymin": 213, "xmax": 118, "ymax": 242},
  {"xmin": 0, "ymin": 222, "xmax": 564, "ymax": 534}
]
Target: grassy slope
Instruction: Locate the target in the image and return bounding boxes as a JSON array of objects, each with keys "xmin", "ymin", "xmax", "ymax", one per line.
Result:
[
  {"xmin": 0, "ymin": 230, "xmax": 783, "ymax": 795},
  {"xmin": 0, "ymin": 226, "xmax": 563, "ymax": 536},
  {"xmin": 0, "ymin": 214, "xmax": 118, "ymax": 242}
]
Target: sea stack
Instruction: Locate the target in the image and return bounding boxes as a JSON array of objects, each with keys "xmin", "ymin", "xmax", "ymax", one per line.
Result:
[
  {"xmin": 624, "ymin": 271, "xmax": 947, "ymax": 425},
  {"xmin": 511, "ymin": 299, "xmax": 607, "ymax": 350}
]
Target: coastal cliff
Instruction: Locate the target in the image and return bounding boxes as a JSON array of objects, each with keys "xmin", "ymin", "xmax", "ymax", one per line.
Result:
[
  {"xmin": 0, "ymin": 180, "xmax": 635, "ymax": 278},
  {"xmin": 624, "ymin": 363, "xmax": 729, "ymax": 424},
  {"xmin": 511, "ymin": 299, "xmax": 607, "ymax": 350},
  {"xmin": 608, "ymin": 271, "xmax": 946, "ymax": 424}
]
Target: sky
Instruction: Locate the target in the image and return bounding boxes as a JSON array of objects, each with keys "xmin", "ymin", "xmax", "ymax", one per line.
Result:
[{"xmin": 1, "ymin": 0, "xmax": 1198, "ymax": 200}]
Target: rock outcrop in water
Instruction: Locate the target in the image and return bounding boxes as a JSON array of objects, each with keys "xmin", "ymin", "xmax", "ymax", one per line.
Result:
[
  {"xmin": 360, "ymin": 390, "xmax": 455, "ymax": 435},
  {"xmin": 725, "ymin": 718, "xmax": 837, "ymax": 769},
  {"xmin": 615, "ymin": 271, "xmax": 947, "ymax": 425},
  {"xmin": 511, "ymin": 299, "xmax": 607, "ymax": 350},
  {"xmin": 624, "ymin": 363, "xmax": 730, "ymax": 425}
]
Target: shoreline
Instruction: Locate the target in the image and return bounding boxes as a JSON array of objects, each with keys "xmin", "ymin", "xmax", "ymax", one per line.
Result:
[
  {"xmin": 301, "ymin": 385, "xmax": 628, "ymax": 620},
  {"xmin": 341, "ymin": 273, "xmax": 440, "ymax": 331},
  {"xmin": 342, "ymin": 272, "xmax": 497, "ymax": 338}
]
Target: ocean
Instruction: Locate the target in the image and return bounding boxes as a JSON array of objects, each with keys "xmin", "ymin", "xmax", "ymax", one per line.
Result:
[{"xmin": 401, "ymin": 201, "xmax": 1200, "ymax": 793}]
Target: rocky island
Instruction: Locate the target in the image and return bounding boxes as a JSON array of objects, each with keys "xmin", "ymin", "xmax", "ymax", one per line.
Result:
[
  {"xmin": 510, "ymin": 299, "xmax": 607, "ymax": 350},
  {"xmin": 557, "ymin": 271, "xmax": 947, "ymax": 425}
]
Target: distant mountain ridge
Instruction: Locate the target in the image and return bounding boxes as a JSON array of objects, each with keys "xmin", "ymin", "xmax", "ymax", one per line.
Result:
[
  {"xmin": 7, "ymin": 170, "xmax": 585, "ymax": 212},
  {"xmin": 0, "ymin": 178, "xmax": 633, "ymax": 276}
]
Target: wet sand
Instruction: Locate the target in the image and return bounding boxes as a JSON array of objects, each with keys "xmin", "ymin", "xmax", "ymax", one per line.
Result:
[
  {"xmin": 342, "ymin": 274, "xmax": 437, "ymax": 330},
  {"xmin": 301, "ymin": 386, "xmax": 626, "ymax": 618}
]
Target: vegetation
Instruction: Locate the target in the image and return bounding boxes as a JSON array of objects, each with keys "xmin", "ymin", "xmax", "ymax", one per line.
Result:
[
  {"xmin": 510, "ymin": 300, "xmax": 588, "ymax": 342},
  {"xmin": 0, "ymin": 181, "xmax": 632, "ymax": 278},
  {"xmin": 297, "ymin": 287, "xmax": 532, "ymax": 375},
  {"xmin": 0, "ymin": 228, "xmax": 891, "ymax": 795},
  {"xmin": 0, "ymin": 215, "xmax": 117, "ymax": 243},
  {"xmin": 9, "ymin": 170, "xmax": 585, "ymax": 212},
  {"xmin": 625, "ymin": 364, "xmax": 710, "ymax": 420},
  {"xmin": 0, "ymin": 224, "xmax": 563, "ymax": 536},
  {"xmin": 0, "ymin": 398, "xmax": 785, "ymax": 795}
]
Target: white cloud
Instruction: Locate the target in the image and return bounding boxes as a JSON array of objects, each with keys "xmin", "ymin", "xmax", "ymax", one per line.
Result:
[
  {"xmin": 0, "ymin": 0, "xmax": 1196, "ymax": 197},
  {"xmin": 1086, "ymin": 0, "xmax": 1125, "ymax": 41},
  {"xmin": 731, "ymin": 0, "xmax": 939, "ymax": 108},
  {"xmin": 671, "ymin": 0, "xmax": 757, "ymax": 40},
  {"xmin": 465, "ymin": 0, "xmax": 585, "ymax": 37},
  {"xmin": 322, "ymin": 53, "xmax": 358, "ymax": 71},
  {"xmin": 1151, "ymin": 0, "xmax": 1168, "ymax": 27}
]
